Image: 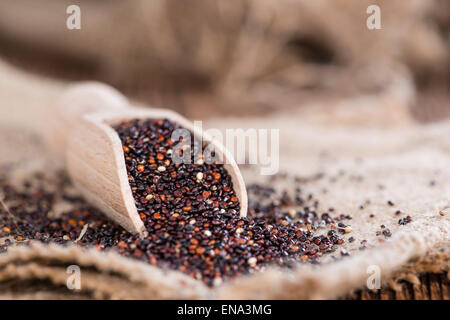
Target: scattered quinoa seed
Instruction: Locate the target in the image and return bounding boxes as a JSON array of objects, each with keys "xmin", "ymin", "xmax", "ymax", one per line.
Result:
[
  {"xmin": 0, "ymin": 118, "xmax": 352, "ymax": 287},
  {"xmin": 248, "ymin": 257, "xmax": 257, "ymax": 266}
]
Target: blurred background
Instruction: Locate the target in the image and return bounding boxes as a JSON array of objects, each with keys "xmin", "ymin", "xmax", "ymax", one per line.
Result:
[
  {"xmin": 0, "ymin": 1, "xmax": 448, "ymax": 300},
  {"xmin": 0, "ymin": 0, "xmax": 448, "ymax": 126}
]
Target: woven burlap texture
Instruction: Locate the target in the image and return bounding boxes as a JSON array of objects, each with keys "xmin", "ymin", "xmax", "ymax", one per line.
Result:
[{"xmin": 0, "ymin": 60, "xmax": 448, "ymax": 299}]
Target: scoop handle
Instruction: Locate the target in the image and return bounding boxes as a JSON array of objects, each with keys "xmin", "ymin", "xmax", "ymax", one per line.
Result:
[{"xmin": 43, "ymin": 82, "xmax": 129, "ymax": 165}]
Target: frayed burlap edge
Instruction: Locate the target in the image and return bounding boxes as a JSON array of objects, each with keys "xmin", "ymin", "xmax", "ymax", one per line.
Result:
[
  {"xmin": 0, "ymin": 242, "xmax": 210, "ymax": 299},
  {"xmin": 0, "ymin": 219, "xmax": 447, "ymax": 299}
]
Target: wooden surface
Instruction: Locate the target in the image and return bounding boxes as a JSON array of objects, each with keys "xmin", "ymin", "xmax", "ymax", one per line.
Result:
[{"xmin": 346, "ymin": 272, "xmax": 449, "ymax": 300}]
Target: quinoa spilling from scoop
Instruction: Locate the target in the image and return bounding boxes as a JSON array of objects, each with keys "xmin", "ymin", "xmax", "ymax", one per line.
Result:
[{"xmin": 0, "ymin": 119, "xmax": 351, "ymax": 286}]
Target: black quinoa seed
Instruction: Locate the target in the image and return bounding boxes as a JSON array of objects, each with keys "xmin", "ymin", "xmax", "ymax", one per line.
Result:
[
  {"xmin": 398, "ymin": 216, "xmax": 412, "ymax": 225},
  {"xmin": 0, "ymin": 119, "xmax": 352, "ymax": 286}
]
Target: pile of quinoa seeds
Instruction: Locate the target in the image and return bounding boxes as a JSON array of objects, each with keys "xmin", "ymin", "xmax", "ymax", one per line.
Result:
[{"xmin": 0, "ymin": 119, "xmax": 353, "ymax": 287}]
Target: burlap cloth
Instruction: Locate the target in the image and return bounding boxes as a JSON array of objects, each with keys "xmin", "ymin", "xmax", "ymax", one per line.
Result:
[{"xmin": 0, "ymin": 61, "xmax": 448, "ymax": 299}]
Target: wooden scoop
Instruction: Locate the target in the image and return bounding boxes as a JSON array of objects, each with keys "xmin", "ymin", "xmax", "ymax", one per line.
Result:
[{"xmin": 44, "ymin": 82, "xmax": 248, "ymax": 234}]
